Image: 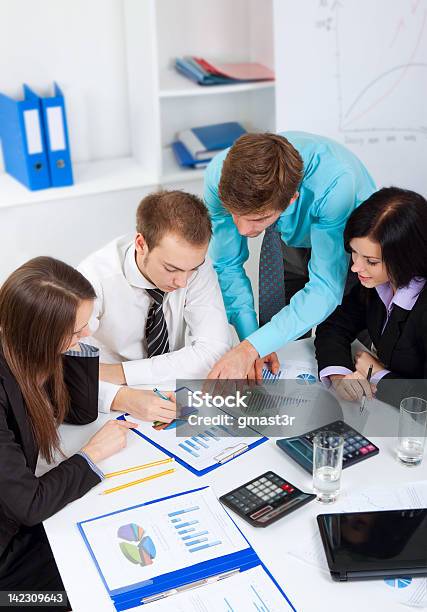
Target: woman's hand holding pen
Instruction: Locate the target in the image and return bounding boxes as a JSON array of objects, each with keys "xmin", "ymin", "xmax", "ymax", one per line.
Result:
[
  {"xmin": 354, "ymin": 350, "xmax": 384, "ymax": 378},
  {"xmin": 329, "ymin": 350, "xmax": 384, "ymax": 402},
  {"xmin": 329, "ymin": 372, "xmax": 375, "ymax": 402}
]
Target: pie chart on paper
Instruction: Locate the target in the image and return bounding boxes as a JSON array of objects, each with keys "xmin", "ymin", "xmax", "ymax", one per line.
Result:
[
  {"xmin": 296, "ymin": 373, "xmax": 317, "ymax": 385},
  {"xmin": 117, "ymin": 523, "xmax": 156, "ymax": 566},
  {"xmin": 384, "ymin": 577, "xmax": 412, "ymax": 589}
]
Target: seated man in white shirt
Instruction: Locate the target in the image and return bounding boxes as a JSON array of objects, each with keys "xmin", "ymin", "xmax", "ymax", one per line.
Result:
[{"xmin": 78, "ymin": 190, "xmax": 232, "ymax": 422}]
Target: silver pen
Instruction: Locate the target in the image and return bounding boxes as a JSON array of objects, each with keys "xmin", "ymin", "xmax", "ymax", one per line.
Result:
[{"xmin": 360, "ymin": 364, "xmax": 373, "ymax": 414}]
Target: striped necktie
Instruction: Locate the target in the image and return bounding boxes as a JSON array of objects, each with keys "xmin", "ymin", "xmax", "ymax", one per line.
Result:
[
  {"xmin": 258, "ymin": 224, "xmax": 286, "ymax": 327},
  {"xmin": 145, "ymin": 288, "xmax": 170, "ymax": 357}
]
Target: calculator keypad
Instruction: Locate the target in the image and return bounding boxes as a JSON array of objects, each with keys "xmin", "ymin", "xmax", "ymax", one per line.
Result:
[
  {"xmin": 223, "ymin": 472, "xmax": 299, "ymax": 520},
  {"xmin": 303, "ymin": 420, "xmax": 378, "ymax": 466}
]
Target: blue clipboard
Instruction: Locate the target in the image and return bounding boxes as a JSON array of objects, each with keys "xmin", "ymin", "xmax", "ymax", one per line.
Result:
[
  {"xmin": 116, "ymin": 412, "xmax": 267, "ymax": 477},
  {"xmin": 77, "ymin": 486, "xmax": 295, "ymax": 611}
]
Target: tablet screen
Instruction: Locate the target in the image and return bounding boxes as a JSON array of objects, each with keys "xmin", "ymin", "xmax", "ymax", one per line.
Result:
[{"xmin": 318, "ymin": 509, "xmax": 427, "ymax": 574}]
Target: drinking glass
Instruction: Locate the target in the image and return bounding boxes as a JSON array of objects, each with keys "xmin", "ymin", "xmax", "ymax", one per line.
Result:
[
  {"xmin": 313, "ymin": 432, "xmax": 344, "ymax": 503},
  {"xmin": 397, "ymin": 397, "xmax": 427, "ymax": 466}
]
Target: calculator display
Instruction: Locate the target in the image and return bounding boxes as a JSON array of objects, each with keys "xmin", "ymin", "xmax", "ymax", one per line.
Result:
[{"xmin": 290, "ymin": 439, "xmax": 313, "ymax": 460}]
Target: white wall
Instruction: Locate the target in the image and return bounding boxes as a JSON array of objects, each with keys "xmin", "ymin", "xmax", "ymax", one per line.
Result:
[
  {"xmin": 0, "ymin": 0, "xmax": 131, "ymax": 166},
  {"xmin": 156, "ymin": 0, "xmax": 252, "ymax": 71},
  {"xmin": 0, "ymin": 186, "xmax": 153, "ymax": 280}
]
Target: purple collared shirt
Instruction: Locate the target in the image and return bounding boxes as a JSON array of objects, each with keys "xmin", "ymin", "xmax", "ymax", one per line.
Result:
[{"xmin": 320, "ymin": 277, "xmax": 426, "ymax": 386}]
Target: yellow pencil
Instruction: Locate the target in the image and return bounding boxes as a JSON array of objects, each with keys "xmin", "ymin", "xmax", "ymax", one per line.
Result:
[
  {"xmin": 104, "ymin": 457, "xmax": 174, "ymax": 479},
  {"xmin": 101, "ymin": 468, "xmax": 175, "ymax": 495}
]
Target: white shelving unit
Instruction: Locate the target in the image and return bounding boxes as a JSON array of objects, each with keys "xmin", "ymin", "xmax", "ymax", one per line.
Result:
[
  {"xmin": 158, "ymin": 70, "xmax": 275, "ymax": 98},
  {"xmin": 0, "ymin": 0, "xmax": 275, "ymax": 279},
  {"xmin": 0, "ymin": 157, "xmax": 154, "ymax": 209},
  {"xmin": 124, "ymin": 0, "xmax": 275, "ymax": 185},
  {"xmin": 0, "ymin": 0, "xmax": 275, "ymax": 204}
]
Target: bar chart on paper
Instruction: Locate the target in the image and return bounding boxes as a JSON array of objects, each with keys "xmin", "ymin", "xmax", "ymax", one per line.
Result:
[
  {"xmin": 168, "ymin": 504, "xmax": 222, "ymax": 553},
  {"xmin": 178, "ymin": 427, "xmax": 224, "ymax": 459},
  {"xmin": 262, "ymin": 361, "xmax": 318, "ymax": 384},
  {"xmin": 127, "ymin": 416, "xmax": 263, "ymax": 473}
]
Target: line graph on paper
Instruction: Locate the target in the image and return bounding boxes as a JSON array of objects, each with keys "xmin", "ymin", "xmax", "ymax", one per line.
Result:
[{"xmin": 330, "ymin": 0, "xmax": 427, "ymax": 135}]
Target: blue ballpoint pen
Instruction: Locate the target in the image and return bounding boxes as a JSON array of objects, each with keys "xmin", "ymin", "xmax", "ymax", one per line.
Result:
[
  {"xmin": 153, "ymin": 387, "xmax": 170, "ymax": 402},
  {"xmin": 153, "ymin": 388, "xmax": 176, "ymax": 428}
]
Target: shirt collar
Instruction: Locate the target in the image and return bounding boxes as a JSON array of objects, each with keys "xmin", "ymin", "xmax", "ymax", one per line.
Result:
[
  {"xmin": 123, "ymin": 243, "xmax": 156, "ymax": 290},
  {"xmin": 376, "ymin": 277, "xmax": 426, "ymax": 312},
  {"xmin": 279, "ymin": 197, "xmax": 299, "ymax": 220}
]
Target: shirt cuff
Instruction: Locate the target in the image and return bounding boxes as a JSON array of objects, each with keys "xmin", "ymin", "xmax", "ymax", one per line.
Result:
[
  {"xmin": 370, "ymin": 369, "xmax": 391, "ymax": 385},
  {"xmin": 233, "ymin": 311, "xmax": 259, "ymax": 342},
  {"xmin": 246, "ymin": 324, "xmax": 276, "ymax": 358},
  {"xmin": 319, "ymin": 366, "xmax": 353, "ymax": 388},
  {"xmin": 98, "ymin": 381, "xmax": 122, "ymax": 413},
  {"xmin": 77, "ymin": 451, "xmax": 105, "ymax": 480},
  {"xmin": 122, "ymin": 359, "xmax": 153, "ymax": 387},
  {"xmin": 64, "ymin": 343, "xmax": 99, "ymax": 357}
]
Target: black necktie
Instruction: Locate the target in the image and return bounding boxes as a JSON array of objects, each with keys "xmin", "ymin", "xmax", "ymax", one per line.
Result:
[{"xmin": 145, "ymin": 288, "xmax": 170, "ymax": 357}]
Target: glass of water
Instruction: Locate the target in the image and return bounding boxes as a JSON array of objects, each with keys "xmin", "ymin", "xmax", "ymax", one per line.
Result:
[
  {"xmin": 313, "ymin": 432, "xmax": 344, "ymax": 503},
  {"xmin": 397, "ymin": 397, "xmax": 427, "ymax": 466}
]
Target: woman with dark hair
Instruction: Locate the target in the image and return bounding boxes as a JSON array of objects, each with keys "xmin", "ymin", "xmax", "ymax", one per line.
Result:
[
  {"xmin": 0, "ymin": 257, "xmax": 137, "ymax": 604},
  {"xmin": 315, "ymin": 187, "xmax": 427, "ymax": 405}
]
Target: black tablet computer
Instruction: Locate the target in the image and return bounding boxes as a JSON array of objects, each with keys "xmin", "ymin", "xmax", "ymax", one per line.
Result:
[{"xmin": 317, "ymin": 508, "xmax": 427, "ymax": 581}]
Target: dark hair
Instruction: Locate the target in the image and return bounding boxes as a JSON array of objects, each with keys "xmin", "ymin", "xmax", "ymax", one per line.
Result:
[
  {"xmin": 218, "ymin": 133, "xmax": 303, "ymax": 214},
  {"xmin": 136, "ymin": 190, "xmax": 212, "ymax": 249},
  {"xmin": 0, "ymin": 257, "xmax": 96, "ymax": 462},
  {"xmin": 344, "ymin": 187, "xmax": 427, "ymax": 288}
]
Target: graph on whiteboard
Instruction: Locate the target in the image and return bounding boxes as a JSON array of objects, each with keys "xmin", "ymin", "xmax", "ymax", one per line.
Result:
[
  {"xmin": 275, "ymin": 0, "xmax": 427, "ymax": 191},
  {"xmin": 331, "ymin": 0, "xmax": 427, "ymax": 135}
]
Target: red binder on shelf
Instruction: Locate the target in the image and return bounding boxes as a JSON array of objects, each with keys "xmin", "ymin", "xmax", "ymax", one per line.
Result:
[{"xmin": 194, "ymin": 58, "xmax": 275, "ymax": 81}]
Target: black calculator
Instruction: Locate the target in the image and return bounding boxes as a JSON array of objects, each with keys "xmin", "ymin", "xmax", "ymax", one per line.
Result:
[
  {"xmin": 276, "ymin": 420, "xmax": 379, "ymax": 474},
  {"xmin": 219, "ymin": 471, "xmax": 315, "ymax": 527}
]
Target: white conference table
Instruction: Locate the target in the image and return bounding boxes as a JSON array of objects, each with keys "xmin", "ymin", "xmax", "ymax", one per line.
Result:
[{"xmin": 42, "ymin": 339, "xmax": 426, "ymax": 612}]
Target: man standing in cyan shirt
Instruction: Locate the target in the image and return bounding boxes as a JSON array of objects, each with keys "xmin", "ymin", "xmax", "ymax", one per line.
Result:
[{"xmin": 205, "ymin": 131, "xmax": 376, "ymax": 379}]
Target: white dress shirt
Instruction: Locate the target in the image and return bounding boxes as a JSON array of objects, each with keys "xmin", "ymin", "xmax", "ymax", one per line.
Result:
[{"xmin": 78, "ymin": 235, "xmax": 233, "ymax": 412}]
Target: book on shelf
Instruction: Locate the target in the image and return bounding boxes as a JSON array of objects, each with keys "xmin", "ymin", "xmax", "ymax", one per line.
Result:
[
  {"xmin": 178, "ymin": 122, "xmax": 246, "ymax": 160},
  {"xmin": 175, "ymin": 56, "xmax": 275, "ymax": 86},
  {"xmin": 172, "ymin": 121, "xmax": 247, "ymax": 169},
  {"xmin": 171, "ymin": 141, "xmax": 211, "ymax": 169}
]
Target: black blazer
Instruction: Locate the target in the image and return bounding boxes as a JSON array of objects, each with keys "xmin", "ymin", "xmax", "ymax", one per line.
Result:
[
  {"xmin": 315, "ymin": 283, "xmax": 427, "ymax": 406},
  {"xmin": 0, "ymin": 351, "xmax": 101, "ymax": 555}
]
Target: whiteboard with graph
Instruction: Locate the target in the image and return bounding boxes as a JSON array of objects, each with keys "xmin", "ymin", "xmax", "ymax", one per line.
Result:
[{"xmin": 273, "ymin": 0, "xmax": 427, "ymax": 195}]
